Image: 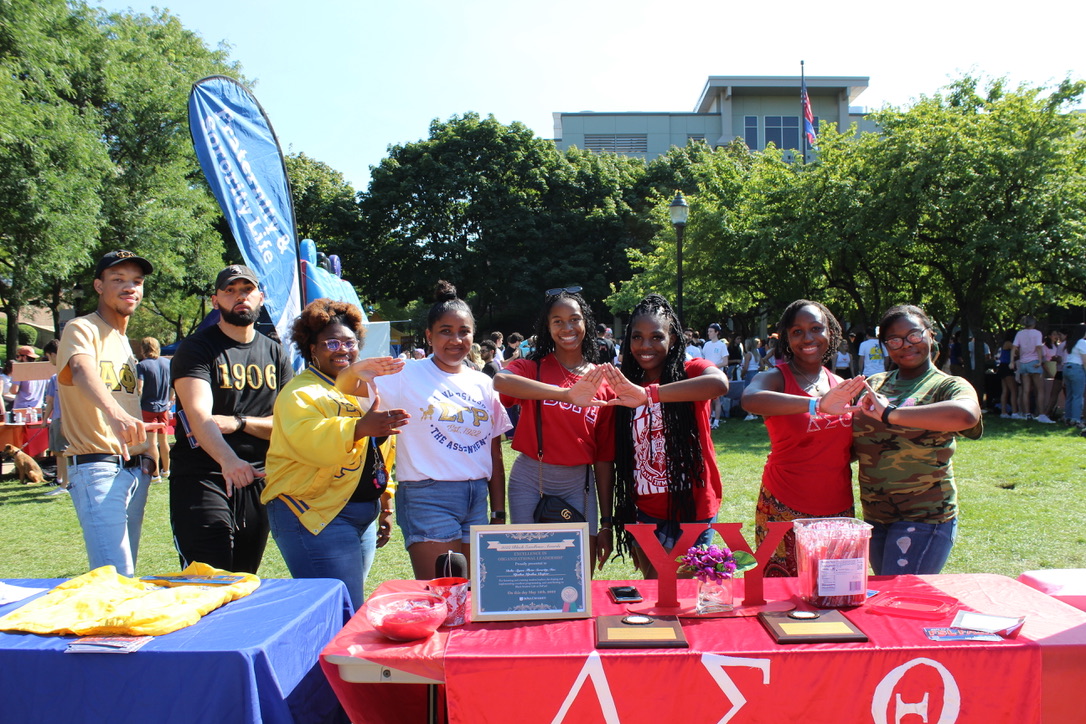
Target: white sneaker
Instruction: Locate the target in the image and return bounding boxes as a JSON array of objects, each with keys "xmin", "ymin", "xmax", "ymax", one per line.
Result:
[
  {"xmin": 43, "ymin": 486, "xmax": 68, "ymax": 496},
  {"xmin": 744, "ymin": 414, "xmax": 758, "ymax": 421},
  {"xmin": 999, "ymin": 413, "xmax": 1010, "ymax": 419},
  {"xmin": 711, "ymin": 420, "xmax": 720, "ymax": 430},
  {"xmin": 1010, "ymin": 413, "xmax": 1025, "ymax": 420},
  {"xmin": 1035, "ymin": 415, "xmax": 1055, "ymax": 424}
]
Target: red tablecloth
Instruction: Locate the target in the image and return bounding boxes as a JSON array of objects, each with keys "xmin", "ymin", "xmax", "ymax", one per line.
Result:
[
  {"xmin": 0, "ymin": 422, "xmax": 48, "ymax": 458},
  {"xmin": 1017, "ymin": 569, "xmax": 1086, "ymax": 612},
  {"xmin": 321, "ymin": 574, "xmax": 1086, "ymax": 724}
]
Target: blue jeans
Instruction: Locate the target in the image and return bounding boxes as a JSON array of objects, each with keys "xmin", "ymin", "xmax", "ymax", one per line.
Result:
[
  {"xmin": 68, "ymin": 461, "xmax": 151, "ymax": 577},
  {"xmin": 1064, "ymin": 364, "xmax": 1085, "ymax": 423},
  {"xmin": 267, "ymin": 498, "xmax": 379, "ymax": 611},
  {"xmin": 634, "ymin": 510, "xmax": 717, "ymax": 550},
  {"xmin": 867, "ymin": 518, "xmax": 958, "ymax": 575}
]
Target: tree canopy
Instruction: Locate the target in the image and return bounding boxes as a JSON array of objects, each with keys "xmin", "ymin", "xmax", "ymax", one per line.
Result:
[
  {"xmin": 608, "ymin": 76, "xmax": 1086, "ymax": 372},
  {"xmin": 2, "ymin": 1, "xmax": 1083, "ymax": 370},
  {"xmin": 350, "ymin": 112, "xmax": 652, "ymax": 330}
]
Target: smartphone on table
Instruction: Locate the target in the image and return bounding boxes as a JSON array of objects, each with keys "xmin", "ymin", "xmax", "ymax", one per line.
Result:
[{"xmin": 608, "ymin": 585, "xmax": 643, "ymax": 603}]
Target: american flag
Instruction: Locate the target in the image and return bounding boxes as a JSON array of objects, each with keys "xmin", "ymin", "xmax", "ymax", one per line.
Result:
[{"xmin": 801, "ymin": 81, "xmax": 816, "ymax": 147}]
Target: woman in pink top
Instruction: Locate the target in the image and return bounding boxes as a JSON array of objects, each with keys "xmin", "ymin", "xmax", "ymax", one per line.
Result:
[
  {"xmin": 741, "ymin": 300, "xmax": 866, "ymax": 576},
  {"xmin": 1012, "ymin": 315, "xmax": 1052, "ymax": 422}
]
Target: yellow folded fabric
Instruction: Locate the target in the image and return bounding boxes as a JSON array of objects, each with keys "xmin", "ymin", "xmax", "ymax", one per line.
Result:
[{"xmin": 0, "ymin": 562, "xmax": 260, "ymax": 636}]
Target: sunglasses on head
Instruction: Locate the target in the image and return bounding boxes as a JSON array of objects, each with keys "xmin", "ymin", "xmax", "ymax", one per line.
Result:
[
  {"xmin": 318, "ymin": 338, "xmax": 358, "ymax": 352},
  {"xmin": 545, "ymin": 286, "xmax": 582, "ymax": 297}
]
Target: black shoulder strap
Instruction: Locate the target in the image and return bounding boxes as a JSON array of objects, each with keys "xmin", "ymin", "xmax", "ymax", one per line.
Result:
[{"xmin": 535, "ymin": 359, "xmax": 543, "ymax": 460}]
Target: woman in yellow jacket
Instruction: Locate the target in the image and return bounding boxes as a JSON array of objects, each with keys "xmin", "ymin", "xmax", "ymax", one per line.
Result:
[{"xmin": 262, "ymin": 299, "xmax": 409, "ymax": 609}]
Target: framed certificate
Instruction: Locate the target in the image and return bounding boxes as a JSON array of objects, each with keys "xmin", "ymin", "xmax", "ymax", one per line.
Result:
[{"xmin": 470, "ymin": 523, "xmax": 591, "ymax": 622}]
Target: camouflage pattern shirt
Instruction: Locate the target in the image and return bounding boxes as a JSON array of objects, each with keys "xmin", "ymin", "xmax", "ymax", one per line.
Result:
[{"xmin": 853, "ymin": 367, "xmax": 982, "ymax": 524}]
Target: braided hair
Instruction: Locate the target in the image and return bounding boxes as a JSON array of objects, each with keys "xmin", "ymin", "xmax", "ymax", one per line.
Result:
[
  {"xmin": 527, "ymin": 289, "xmax": 600, "ymax": 364},
  {"xmin": 776, "ymin": 299, "xmax": 843, "ymax": 368},
  {"xmin": 612, "ymin": 294, "xmax": 705, "ymax": 558}
]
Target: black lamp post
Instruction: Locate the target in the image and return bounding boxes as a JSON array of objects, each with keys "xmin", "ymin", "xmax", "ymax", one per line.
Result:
[{"xmin": 669, "ymin": 191, "xmax": 689, "ymax": 323}]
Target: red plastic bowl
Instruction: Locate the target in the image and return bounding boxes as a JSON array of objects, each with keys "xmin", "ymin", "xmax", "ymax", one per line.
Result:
[{"xmin": 366, "ymin": 592, "xmax": 448, "ymax": 642}]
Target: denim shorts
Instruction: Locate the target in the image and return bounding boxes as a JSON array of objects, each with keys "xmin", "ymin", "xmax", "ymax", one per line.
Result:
[
  {"xmin": 633, "ymin": 509, "xmax": 717, "ymax": 550},
  {"xmin": 395, "ymin": 478, "xmax": 489, "ymax": 548},
  {"xmin": 1019, "ymin": 359, "xmax": 1042, "ymax": 375}
]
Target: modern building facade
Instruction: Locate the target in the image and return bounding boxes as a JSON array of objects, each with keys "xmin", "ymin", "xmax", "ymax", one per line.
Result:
[{"xmin": 554, "ymin": 75, "xmax": 878, "ymax": 162}]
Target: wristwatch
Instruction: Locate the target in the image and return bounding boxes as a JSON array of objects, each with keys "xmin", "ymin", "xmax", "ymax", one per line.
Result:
[
  {"xmin": 490, "ymin": 511, "xmax": 506, "ymax": 521},
  {"xmin": 235, "ymin": 415, "xmax": 247, "ymax": 433},
  {"xmin": 881, "ymin": 404, "xmax": 898, "ymax": 426}
]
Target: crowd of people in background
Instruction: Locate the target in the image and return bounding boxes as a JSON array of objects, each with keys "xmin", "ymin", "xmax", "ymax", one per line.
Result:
[{"xmin": 7, "ymin": 249, "xmax": 1085, "ymax": 603}]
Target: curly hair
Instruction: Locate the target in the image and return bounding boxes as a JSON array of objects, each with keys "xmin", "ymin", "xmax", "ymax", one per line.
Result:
[
  {"xmin": 612, "ymin": 294, "xmax": 704, "ymax": 558},
  {"xmin": 527, "ymin": 289, "xmax": 599, "ymax": 364},
  {"xmin": 292, "ymin": 298, "xmax": 365, "ymax": 366},
  {"xmin": 776, "ymin": 299, "xmax": 843, "ymax": 368}
]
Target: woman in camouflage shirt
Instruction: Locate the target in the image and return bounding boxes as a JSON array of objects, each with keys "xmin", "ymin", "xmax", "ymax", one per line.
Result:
[{"xmin": 848, "ymin": 305, "xmax": 982, "ymax": 575}]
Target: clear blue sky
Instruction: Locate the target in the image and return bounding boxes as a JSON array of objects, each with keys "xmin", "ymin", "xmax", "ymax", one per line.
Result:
[{"xmin": 101, "ymin": 0, "xmax": 1084, "ymax": 191}]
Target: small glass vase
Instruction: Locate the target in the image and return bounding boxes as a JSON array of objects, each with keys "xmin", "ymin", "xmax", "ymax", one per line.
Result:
[{"xmin": 696, "ymin": 577, "xmax": 734, "ymax": 614}]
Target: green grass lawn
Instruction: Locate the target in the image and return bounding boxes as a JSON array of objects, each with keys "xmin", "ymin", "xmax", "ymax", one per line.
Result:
[{"xmin": 2, "ymin": 416, "xmax": 1083, "ymax": 589}]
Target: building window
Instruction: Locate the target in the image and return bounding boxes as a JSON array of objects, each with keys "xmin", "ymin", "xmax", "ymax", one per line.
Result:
[
  {"xmin": 687, "ymin": 134, "xmax": 706, "ymax": 144},
  {"xmin": 765, "ymin": 116, "xmax": 800, "ymax": 150},
  {"xmin": 744, "ymin": 116, "xmax": 758, "ymax": 150},
  {"xmin": 584, "ymin": 134, "xmax": 648, "ymax": 153}
]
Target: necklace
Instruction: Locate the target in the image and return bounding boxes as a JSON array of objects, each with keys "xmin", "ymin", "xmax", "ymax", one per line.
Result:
[
  {"xmin": 94, "ymin": 310, "xmax": 120, "ymax": 335},
  {"xmin": 790, "ymin": 362, "xmax": 824, "ymax": 393},
  {"xmin": 559, "ymin": 359, "xmax": 590, "ymax": 376}
]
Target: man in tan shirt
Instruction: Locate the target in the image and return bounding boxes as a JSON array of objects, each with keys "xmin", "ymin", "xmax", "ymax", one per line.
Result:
[{"xmin": 58, "ymin": 250, "xmax": 153, "ymax": 576}]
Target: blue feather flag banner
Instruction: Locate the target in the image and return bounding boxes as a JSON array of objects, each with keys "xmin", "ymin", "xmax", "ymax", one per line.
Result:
[{"xmin": 188, "ymin": 76, "xmax": 301, "ymax": 348}]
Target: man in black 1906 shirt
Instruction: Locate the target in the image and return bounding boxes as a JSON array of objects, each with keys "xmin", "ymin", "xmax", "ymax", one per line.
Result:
[{"xmin": 170, "ymin": 265, "xmax": 293, "ymax": 573}]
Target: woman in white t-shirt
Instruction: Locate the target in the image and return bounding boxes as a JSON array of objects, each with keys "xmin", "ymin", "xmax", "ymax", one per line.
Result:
[
  {"xmin": 343, "ymin": 281, "xmax": 512, "ymax": 579},
  {"xmin": 834, "ymin": 340, "xmax": 854, "ymax": 379}
]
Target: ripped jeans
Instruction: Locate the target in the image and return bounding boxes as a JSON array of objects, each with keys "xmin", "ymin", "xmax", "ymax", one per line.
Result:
[{"xmin": 866, "ymin": 518, "xmax": 958, "ymax": 575}]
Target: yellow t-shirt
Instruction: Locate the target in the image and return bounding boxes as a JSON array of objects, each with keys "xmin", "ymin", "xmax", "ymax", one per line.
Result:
[{"xmin": 57, "ymin": 313, "xmax": 148, "ymax": 457}]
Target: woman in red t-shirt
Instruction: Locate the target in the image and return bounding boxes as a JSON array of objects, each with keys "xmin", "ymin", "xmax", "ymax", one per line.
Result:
[
  {"xmin": 602, "ymin": 294, "xmax": 729, "ymax": 578},
  {"xmin": 493, "ymin": 287, "xmax": 617, "ymax": 570},
  {"xmin": 741, "ymin": 299, "xmax": 867, "ymax": 576}
]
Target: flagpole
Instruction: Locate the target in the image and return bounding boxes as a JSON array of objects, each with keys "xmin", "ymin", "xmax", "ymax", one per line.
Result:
[{"xmin": 800, "ymin": 60, "xmax": 807, "ymax": 164}]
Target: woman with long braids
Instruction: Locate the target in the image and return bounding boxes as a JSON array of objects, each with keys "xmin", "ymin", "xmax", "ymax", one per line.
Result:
[
  {"xmin": 493, "ymin": 287, "xmax": 617, "ymax": 571},
  {"xmin": 740, "ymin": 300, "xmax": 867, "ymax": 576},
  {"xmin": 601, "ymin": 294, "xmax": 729, "ymax": 578}
]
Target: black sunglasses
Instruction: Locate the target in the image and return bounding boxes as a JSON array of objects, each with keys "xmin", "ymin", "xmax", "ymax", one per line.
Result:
[{"xmin": 545, "ymin": 286, "xmax": 582, "ymax": 297}]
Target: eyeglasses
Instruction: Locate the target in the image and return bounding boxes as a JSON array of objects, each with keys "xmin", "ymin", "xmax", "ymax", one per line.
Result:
[
  {"xmin": 545, "ymin": 286, "xmax": 582, "ymax": 297},
  {"xmin": 884, "ymin": 330, "xmax": 927, "ymax": 350},
  {"xmin": 318, "ymin": 338, "xmax": 358, "ymax": 352}
]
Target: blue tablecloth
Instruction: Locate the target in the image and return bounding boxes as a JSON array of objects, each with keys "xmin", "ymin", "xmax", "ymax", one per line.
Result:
[{"xmin": 0, "ymin": 577, "xmax": 352, "ymax": 724}]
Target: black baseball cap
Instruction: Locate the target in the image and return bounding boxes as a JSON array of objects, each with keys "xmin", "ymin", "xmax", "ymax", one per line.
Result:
[
  {"xmin": 95, "ymin": 250, "xmax": 153, "ymax": 278},
  {"xmin": 215, "ymin": 264, "xmax": 260, "ymax": 291}
]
